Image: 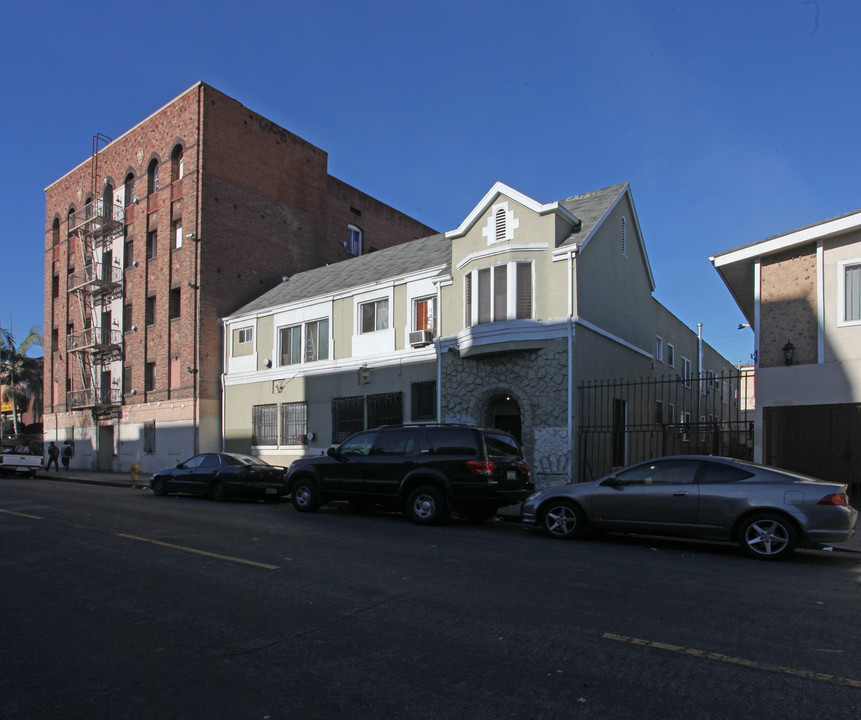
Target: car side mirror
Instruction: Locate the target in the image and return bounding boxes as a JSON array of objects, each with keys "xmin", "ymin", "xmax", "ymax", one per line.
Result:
[
  {"xmin": 327, "ymin": 446, "xmax": 345, "ymax": 461},
  {"xmin": 176, "ymin": 462, "xmax": 185, "ymax": 469},
  {"xmin": 600, "ymin": 476, "xmax": 619, "ymax": 487}
]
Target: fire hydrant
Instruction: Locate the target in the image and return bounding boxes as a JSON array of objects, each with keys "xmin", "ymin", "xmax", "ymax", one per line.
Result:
[{"xmin": 130, "ymin": 462, "xmax": 139, "ymax": 484}]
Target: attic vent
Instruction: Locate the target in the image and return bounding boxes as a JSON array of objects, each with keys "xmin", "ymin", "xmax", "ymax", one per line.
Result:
[
  {"xmin": 621, "ymin": 216, "xmax": 627, "ymax": 257},
  {"xmin": 495, "ymin": 208, "xmax": 506, "ymax": 243},
  {"xmin": 483, "ymin": 201, "xmax": 519, "ymax": 246}
]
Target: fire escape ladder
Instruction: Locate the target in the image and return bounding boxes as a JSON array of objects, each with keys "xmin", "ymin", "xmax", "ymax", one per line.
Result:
[{"xmin": 66, "ymin": 134, "xmax": 124, "ymax": 418}]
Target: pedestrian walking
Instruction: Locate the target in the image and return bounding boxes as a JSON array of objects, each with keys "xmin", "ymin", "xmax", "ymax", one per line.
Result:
[
  {"xmin": 61, "ymin": 441, "xmax": 74, "ymax": 471},
  {"xmin": 46, "ymin": 442, "xmax": 60, "ymax": 471}
]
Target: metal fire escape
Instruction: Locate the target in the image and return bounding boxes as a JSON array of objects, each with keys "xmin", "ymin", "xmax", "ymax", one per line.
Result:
[{"xmin": 66, "ymin": 134, "xmax": 124, "ymax": 417}]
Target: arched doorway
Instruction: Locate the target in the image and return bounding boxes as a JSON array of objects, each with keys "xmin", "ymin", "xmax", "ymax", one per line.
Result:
[{"xmin": 487, "ymin": 394, "xmax": 522, "ymax": 444}]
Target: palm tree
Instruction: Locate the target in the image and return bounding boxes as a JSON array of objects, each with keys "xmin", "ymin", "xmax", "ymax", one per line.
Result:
[{"xmin": 0, "ymin": 326, "xmax": 43, "ymax": 437}]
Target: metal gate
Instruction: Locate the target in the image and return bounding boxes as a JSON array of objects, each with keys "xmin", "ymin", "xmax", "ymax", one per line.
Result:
[{"xmin": 578, "ymin": 370, "xmax": 754, "ymax": 482}]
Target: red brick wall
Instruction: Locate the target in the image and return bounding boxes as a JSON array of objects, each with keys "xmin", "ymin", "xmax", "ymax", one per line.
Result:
[{"xmin": 44, "ymin": 82, "xmax": 438, "ymax": 430}]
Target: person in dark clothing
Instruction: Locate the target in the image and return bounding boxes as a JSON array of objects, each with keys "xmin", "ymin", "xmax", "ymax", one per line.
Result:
[
  {"xmin": 61, "ymin": 441, "xmax": 74, "ymax": 470},
  {"xmin": 46, "ymin": 442, "xmax": 60, "ymax": 471}
]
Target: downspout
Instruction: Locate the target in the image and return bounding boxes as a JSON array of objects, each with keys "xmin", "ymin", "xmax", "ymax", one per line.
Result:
[
  {"xmin": 193, "ymin": 83, "xmax": 203, "ymax": 454},
  {"xmin": 434, "ymin": 279, "xmax": 443, "ymax": 423},
  {"xmin": 220, "ymin": 318, "xmax": 226, "ymax": 452},
  {"xmin": 567, "ymin": 248, "xmax": 577, "ymax": 483}
]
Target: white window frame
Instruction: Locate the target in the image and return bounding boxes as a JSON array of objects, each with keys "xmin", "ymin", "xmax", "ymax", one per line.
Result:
[
  {"xmin": 352, "ymin": 286, "xmax": 395, "ymax": 356},
  {"xmin": 465, "ymin": 260, "xmax": 533, "ymax": 326},
  {"xmin": 277, "ymin": 319, "xmax": 329, "ymax": 366},
  {"xmin": 667, "ymin": 343, "xmax": 675, "ymax": 368},
  {"xmin": 682, "ymin": 356, "xmax": 692, "ymax": 388},
  {"xmin": 304, "ymin": 318, "xmax": 330, "ymax": 362},
  {"xmin": 655, "ymin": 336, "xmax": 663, "ymax": 362},
  {"xmin": 413, "ymin": 296, "xmax": 435, "ymax": 332},
  {"xmin": 359, "ymin": 298, "xmax": 389, "ymax": 334},
  {"xmin": 838, "ymin": 258, "xmax": 861, "ymax": 327},
  {"xmin": 279, "ymin": 324, "xmax": 302, "ymax": 366},
  {"xmin": 347, "ymin": 225, "xmax": 363, "ymax": 256}
]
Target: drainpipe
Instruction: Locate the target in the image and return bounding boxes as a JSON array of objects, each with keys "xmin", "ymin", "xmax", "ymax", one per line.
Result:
[
  {"xmin": 567, "ymin": 248, "xmax": 577, "ymax": 483},
  {"xmin": 434, "ymin": 279, "xmax": 443, "ymax": 422},
  {"xmin": 193, "ymin": 83, "xmax": 203, "ymax": 454}
]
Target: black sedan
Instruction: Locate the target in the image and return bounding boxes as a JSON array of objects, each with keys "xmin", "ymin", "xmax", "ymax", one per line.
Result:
[
  {"xmin": 522, "ymin": 455, "xmax": 858, "ymax": 559},
  {"xmin": 150, "ymin": 453, "xmax": 288, "ymax": 502}
]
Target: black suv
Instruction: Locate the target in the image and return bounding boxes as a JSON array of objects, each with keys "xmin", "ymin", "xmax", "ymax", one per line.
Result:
[{"xmin": 285, "ymin": 424, "xmax": 533, "ymax": 524}]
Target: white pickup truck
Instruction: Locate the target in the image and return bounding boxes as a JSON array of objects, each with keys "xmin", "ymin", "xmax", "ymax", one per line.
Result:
[{"xmin": 0, "ymin": 449, "xmax": 43, "ymax": 478}]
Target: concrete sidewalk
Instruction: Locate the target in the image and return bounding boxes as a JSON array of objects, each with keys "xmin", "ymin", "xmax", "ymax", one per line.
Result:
[
  {"xmin": 26, "ymin": 468, "xmax": 861, "ymax": 555},
  {"xmin": 34, "ymin": 467, "xmax": 151, "ymax": 489}
]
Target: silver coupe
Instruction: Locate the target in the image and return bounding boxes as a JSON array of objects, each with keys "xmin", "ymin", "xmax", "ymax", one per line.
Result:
[{"xmin": 521, "ymin": 456, "xmax": 858, "ymax": 560}]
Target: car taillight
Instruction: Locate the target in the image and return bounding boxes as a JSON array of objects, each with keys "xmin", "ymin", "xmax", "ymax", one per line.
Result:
[
  {"xmin": 818, "ymin": 493, "xmax": 850, "ymax": 506},
  {"xmin": 466, "ymin": 460, "xmax": 495, "ymax": 477}
]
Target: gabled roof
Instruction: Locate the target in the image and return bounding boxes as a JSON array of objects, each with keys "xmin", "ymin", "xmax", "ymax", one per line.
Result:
[
  {"xmin": 711, "ymin": 208, "xmax": 861, "ymax": 325},
  {"xmin": 557, "ymin": 182, "xmax": 656, "ymax": 292},
  {"xmin": 445, "ymin": 181, "xmax": 580, "ymax": 239},
  {"xmin": 228, "ymin": 181, "xmax": 655, "ymax": 320},
  {"xmin": 228, "ymin": 233, "xmax": 451, "ymax": 318}
]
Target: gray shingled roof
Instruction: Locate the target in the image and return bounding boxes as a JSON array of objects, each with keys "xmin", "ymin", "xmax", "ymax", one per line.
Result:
[
  {"xmin": 229, "ymin": 183, "xmax": 629, "ymax": 318},
  {"xmin": 558, "ymin": 182, "xmax": 628, "ymax": 247},
  {"xmin": 230, "ymin": 232, "xmax": 451, "ymax": 317}
]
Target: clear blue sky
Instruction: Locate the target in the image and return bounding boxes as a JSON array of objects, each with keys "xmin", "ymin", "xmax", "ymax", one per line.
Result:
[{"xmin": 2, "ymin": 0, "xmax": 858, "ymax": 366}]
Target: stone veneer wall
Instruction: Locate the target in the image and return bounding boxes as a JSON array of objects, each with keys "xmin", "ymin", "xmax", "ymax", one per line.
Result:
[
  {"xmin": 440, "ymin": 341, "xmax": 571, "ymax": 488},
  {"xmin": 760, "ymin": 243, "xmax": 818, "ymax": 367}
]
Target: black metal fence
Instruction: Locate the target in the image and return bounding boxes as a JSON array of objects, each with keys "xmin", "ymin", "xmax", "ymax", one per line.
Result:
[{"xmin": 578, "ymin": 370, "xmax": 754, "ymax": 482}]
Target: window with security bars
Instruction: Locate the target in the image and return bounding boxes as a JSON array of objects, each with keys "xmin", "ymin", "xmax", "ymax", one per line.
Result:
[
  {"xmin": 252, "ymin": 404, "xmax": 278, "ymax": 445},
  {"xmin": 411, "ymin": 381, "xmax": 436, "ymax": 422},
  {"xmin": 280, "ymin": 402, "xmax": 308, "ymax": 445},
  {"xmin": 332, "ymin": 396, "xmax": 364, "ymax": 444},
  {"xmin": 368, "ymin": 392, "xmax": 403, "ymax": 428}
]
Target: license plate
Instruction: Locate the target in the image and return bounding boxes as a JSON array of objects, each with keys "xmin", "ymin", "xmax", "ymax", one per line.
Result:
[
  {"xmin": 507, "ymin": 471, "xmax": 516, "ymax": 480},
  {"xmin": 266, "ymin": 487, "xmax": 277, "ymax": 494}
]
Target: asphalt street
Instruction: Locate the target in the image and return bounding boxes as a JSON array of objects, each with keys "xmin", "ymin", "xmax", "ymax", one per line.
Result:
[{"xmin": 1, "ymin": 475, "xmax": 860, "ymax": 720}]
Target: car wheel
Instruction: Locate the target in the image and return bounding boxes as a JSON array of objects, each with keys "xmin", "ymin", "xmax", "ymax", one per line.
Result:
[
  {"xmin": 739, "ymin": 513, "xmax": 797, "ymax": 560},
  {"xmin": 151, "ymin": 477, "xmax": 169, "ymax": 496},
  {"xmin": 406, "ymin": 485, "xmax": 446, "ymax": 525},
  {"xmin": 541, "ymin": 500, "xmax": 585, "ymax": 539},
  {"xmin": 292, "ymin": 479, "xmax": 321, "ymax": 512},
  {"xmin": 210, "ymin": 481, "xmax": 229, "ymax": 502}
]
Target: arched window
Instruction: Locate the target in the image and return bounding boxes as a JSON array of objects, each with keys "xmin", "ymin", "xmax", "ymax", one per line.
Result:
[
  {"xmin": 102, "ymin": 183, "xmax": 114, "ymax": 219},
  {"xmin": 52, "ymin": 218, "xmax": 60, "ymax": 246},
  {"xmin": 147, "ymin": 159, "xmax": 159, "ymax": 195},
  {"xmin": 124, "ymin": 173, "xmax": 135, "ymax": 206},
  {"xmin": 66, "ymin": 207, "xmax": 75, "ymax": 235},
  {"xmin": 171, "ymin": 145, "xmax": 184, "ymax": 182}
]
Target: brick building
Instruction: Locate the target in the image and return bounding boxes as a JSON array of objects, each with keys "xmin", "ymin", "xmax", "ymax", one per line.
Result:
[{"xmin": 44, "ymin": 83, "xmax": 435, "ymax": 472}]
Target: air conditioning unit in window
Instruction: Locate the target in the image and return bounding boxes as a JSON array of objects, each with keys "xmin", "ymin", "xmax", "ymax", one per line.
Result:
[{"xmin": 409, "ymin": 330, "xmax": 434, "ymax": 347}]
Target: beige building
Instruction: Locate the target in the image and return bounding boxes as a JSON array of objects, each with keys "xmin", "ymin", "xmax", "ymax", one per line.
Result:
[
  {"xmin": 225, "ymin": 182, "xmax": 740, "ymax": 487},
  {"xmin": 712, "ymin": 209, "xmax": 861, "ymax": 501}
]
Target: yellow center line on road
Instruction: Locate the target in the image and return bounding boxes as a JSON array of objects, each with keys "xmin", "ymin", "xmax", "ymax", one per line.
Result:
[
  {"xmin": 0, "ymin": 508, "xmax": 42, "ymax": 519},
  {"xmin": 604, "ymin": 632, "xmax": 861, "ymax": 689},
  {"xmin": 116, "ymin": 533, "xmax": 279, "ymax": 570}
]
